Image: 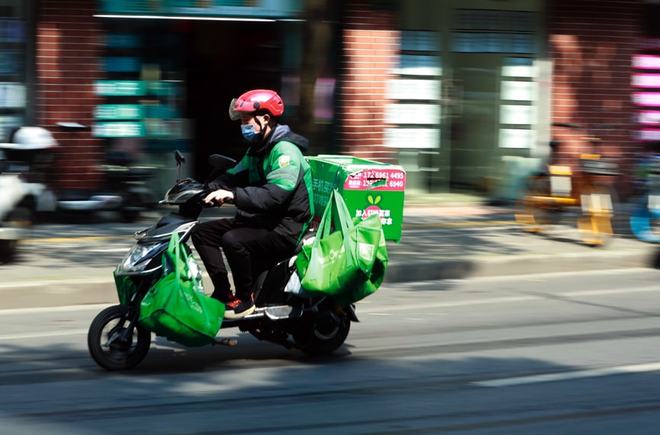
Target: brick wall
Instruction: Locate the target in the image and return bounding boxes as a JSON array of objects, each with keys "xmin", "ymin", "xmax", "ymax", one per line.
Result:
[
  {"xmin": 549, "ymin": 0, "xmax": 642, "ymax": 196},
  {"xmin": 338, "ymin": 0, "xmax": 398, "ymax": 162},
  {"xmin": 36, "ymin": 0, "xmax": 103, "ymax": 190}
]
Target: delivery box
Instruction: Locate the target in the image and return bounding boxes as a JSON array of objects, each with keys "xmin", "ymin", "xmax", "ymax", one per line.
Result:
[{"xmin": 307, "ymin": 155, "xmax": 406, "ymax": 242}]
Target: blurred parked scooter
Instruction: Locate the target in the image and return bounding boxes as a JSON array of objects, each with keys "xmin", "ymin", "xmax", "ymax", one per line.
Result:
[
  {"xmin": 0, "ymin": 149, "xmax": 32, "ymax": 263},
  {"xmin": 629, "ymin": 152, "xmax": 660, "ymax": 243},
  {"xmin": 0, "ymin": 123, "xmax": 155, "ymax": 222},
  {"xmin": 0, "ymin": 126, "xmax": 58, "ymax": 217},
  {"xmin": 515, "ymin": 123, "xmax": 619, "ymax": 246}
]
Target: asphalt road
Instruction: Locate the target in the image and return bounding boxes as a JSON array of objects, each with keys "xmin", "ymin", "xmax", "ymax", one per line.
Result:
[{"xmin": 1, "ymin": 268, "xmax": 660, "ymax": 434}]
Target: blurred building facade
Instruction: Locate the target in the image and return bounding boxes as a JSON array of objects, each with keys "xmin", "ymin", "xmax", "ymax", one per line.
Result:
[{"xmin": 1, "ymin": 0, "xmax": 655, "ymax": 197}]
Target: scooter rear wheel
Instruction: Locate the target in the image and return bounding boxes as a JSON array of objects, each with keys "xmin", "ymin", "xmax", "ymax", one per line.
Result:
[
  {"xmin": 292, "ymin": 307, "xmax": 351, "ymax": 356},
  {"xmin": 88, "ymin": 305, "xmax": 151, "ymax": 371},
  {"xmin": 0, "ymin": 240, "xmax": 18, "ymax": 263},
  {"xmin": 0, "ymin": 206, "xmax": 33, "ymax": 263}
]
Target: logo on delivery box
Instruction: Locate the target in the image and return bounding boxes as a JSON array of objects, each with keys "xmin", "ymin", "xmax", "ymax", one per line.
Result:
[{"xmin": 355, "ymin": 195, "xmax": 394, "ymax": 226}]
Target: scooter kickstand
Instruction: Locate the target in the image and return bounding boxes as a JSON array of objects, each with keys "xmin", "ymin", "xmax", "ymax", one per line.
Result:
[{"xmin": 214, "ymin": 337, "xmax": 238, "ymax": 347}]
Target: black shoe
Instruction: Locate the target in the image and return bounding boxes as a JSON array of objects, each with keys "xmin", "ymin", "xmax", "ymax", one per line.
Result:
[
  {"xmin": 224, "ymin": 297, "xmax": 255, "ymax": 319},
  {"xmin": 211, "ymin": 289, "xmax": 235, "ymax": 304}
]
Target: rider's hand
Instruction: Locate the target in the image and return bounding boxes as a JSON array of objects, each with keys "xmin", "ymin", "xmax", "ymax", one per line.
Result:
[{"xmin": 203, "ymin": 189, "xmax": 234, "ymax": 206}]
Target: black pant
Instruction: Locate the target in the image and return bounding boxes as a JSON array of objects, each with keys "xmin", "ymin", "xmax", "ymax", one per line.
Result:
[{"xmin": 191, "ymin": 219, "xmax": 296, "ymax": 302}]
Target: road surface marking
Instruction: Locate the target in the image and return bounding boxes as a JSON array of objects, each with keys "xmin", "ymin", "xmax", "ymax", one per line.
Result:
[
  {"xmin": 566, "ymin": 285, "xmax": 659, "ymax": 297},
  {"xmin": 0, "ymin": 329, "xmax": 87, "ymax": 341},
  {"xmin": 0, "ymin": 274, "xmax": 211, "ymax": 290},
  {"xmin": 442, "ymin": 268, "xmax": 658, "ymax": 283},
  {"xmin": 0, "ymin": 278, "xmax": 114, "ymax": 290},
  {"xmin": 474, "ymin": 362, "xmax": 660, "ymax": 387},
  {"xmin": 362, "ymin": 285, "xmax": 660, "ymax": 314},
  {"xmin": 87, "ymin": 248, "xmax": 131, "ymax": 253},
  {"xmin": 0, "ymin": 304, "xmax": 109, "ymax": 316},
  {"xmin": 361, "ymin": 296, "xmax": 537, "ymax": 313},
  {"xmin": 22, "ymin": 235, "xmax": 126, "ymax": 244},
  {"xmin": 404, "ymin": 220, "xmax": 515, "ymax": 230}
]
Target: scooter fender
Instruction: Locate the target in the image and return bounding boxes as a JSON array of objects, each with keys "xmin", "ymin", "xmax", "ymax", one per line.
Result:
[
  {"xmin": 345, "ymin": 304, "xmax": 359, "ymax": 322},
  {"xmin": 0, "ymin": 175, "xmax": 28, "ymax": 221},
  {"xmin": 21, "ymin": 182, "xmax": 57, "ymax": 212}
]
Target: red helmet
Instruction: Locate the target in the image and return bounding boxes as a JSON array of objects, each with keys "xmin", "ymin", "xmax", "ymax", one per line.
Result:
[{"xmin": 229, "ymin": 89, "xmax": 284, "ymax": 120}]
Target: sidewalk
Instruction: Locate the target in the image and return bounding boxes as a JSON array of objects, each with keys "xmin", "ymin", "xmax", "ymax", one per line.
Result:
[
  {"xmin": 390, "ymin": 193, "xmax": 658, "ymax": 281},
  {"xmin": 389, "ymin": 221, "xmax": 657, "ymax": 282},
  {"xmin": 0, "ymin": 194, "xmax": 657, "ymax": 309}
]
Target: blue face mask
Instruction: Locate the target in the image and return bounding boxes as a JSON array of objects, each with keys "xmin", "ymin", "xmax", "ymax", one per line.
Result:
[{"xmin": 241, "ymin": 124, "xmax": 260, "ymax": 143}]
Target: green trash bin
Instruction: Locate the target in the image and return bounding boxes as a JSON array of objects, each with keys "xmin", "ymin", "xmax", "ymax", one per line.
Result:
[{"xmin": 307, "ymin": 155, "xmax": 406, "ymax": 242}]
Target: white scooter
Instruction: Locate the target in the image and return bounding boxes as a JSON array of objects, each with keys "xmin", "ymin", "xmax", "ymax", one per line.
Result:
[
  {"xmin": 0, "ymin": 126, "xmax": 58, "ymax": 216},
  {"xmin": 0, "ymin": 124, "xmax": 154, "ymax": 222},
  {"xmin": 0, "ymin": 149, "xmax": 32, "ymax": 262}
]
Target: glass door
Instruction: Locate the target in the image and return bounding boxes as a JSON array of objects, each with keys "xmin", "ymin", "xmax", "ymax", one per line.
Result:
[{"xmin": 0, "ymin": 0, "xmax": 28, "ymax": 141}]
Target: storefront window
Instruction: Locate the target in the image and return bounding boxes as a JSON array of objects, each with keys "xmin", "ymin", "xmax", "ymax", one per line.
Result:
[
  {"xmin": 386, "ymin": 31, "xmax": 442, "ymax": 150},
  {"xmin": 634, "ymin": 2, "xmax": 660, "ymax": 142},
  {"xmin": 94, "ymin": 2, "xmax": 309, "ymax": 196},
  {"xmin": 0, "ymin": 0, "xmax": 27, "ymax": 141},
  {"xmin": 93, "ymin": 28, "xmax": 187, "ymax": 150},
  {"xmin": 385, "ymin": 29, "xmax": 442, "ymax": 193}
]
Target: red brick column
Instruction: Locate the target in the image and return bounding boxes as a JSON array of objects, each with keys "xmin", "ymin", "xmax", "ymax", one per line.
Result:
[
  {"xmin": 339, "ymin": 0, "xmax": 398, "ymax": 162},
  {"xmin": 36, "ymin": 0, "xmax": 103, "ymax": 190},
  {"xmin": 549, "ymin": 0, "xmax": 642, "ymax": 195}
]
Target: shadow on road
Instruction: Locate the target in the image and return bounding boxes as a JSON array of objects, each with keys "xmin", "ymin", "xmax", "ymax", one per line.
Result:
[{"xmin": 3, "ymin": 327, "xmax": 660, "ymax": 434}]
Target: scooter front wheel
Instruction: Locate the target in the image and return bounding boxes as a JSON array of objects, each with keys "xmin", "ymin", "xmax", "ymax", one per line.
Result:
[{"xmin": 88, "ymin": 305, "xmax": 151, "ymax": 371}]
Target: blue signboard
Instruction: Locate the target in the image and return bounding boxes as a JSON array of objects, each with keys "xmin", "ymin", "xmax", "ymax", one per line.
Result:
[
  {"xmin": 99, "ymin": 0, "xmax": 302, "ymax": 18},
  {"xmin": 95, "ymin": 104, "xmax": 144, "ymax": 120},
  {"xmin": 0, "ymin": 51, "xmax": 22, "ymax": 75},
  {"xmin": 93, "ymin": 121, "xmax": 146, "ymax": 138},
  {"xmin": 103, "ymin": 57, "xmax": 141, "ymax": 73},
  {"xmin": 0, "ymin": 19, "xmax": 24, "ymax": 43},
  {"xmin": 95, "ymin": 80, "xmax": 147, "ymax": 97},
  {"xmin": 106, "ymin": 34, "xmax": 140, "ymax": 48}
]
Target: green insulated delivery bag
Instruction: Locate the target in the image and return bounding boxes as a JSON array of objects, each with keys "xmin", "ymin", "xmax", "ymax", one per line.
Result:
[
  {"xmin": 307, "ymin": 155, "xmax": 406, "ymax": 242},
  {"xmin": 296, "ymin": 190, "xmax": 388, "ymax": 304},
  {"xmin": 139, "ymin": 233, "xmax": 225, "ymax": 346},
  {"xmin": 342, "ymin": 218, "xmax": 388, "ymax": 305}
]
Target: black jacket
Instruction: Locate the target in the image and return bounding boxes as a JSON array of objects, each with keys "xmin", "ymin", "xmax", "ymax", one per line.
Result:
[{"xmin": 209, "ymin": 125, "xmax": 315, "ymax": 240}]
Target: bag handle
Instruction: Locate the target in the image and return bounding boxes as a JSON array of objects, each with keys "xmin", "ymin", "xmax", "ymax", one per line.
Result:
[
  {"xmin": 163, "ymin": 232, "xmax": 192, "ymax": 282},
  {"xmin": 317, "ymin": 191, "xmax": 335, "ymax": 241},
  {"xmin": 333, "ymin": 189, "xmax": 354, "ymax": 235},
  {"xmin": 317, "ymin": 190, "xmax": 352, "ymax": 240},
  {"xmin": 313, "ymin": 190, "xmax": 355, "ymax": 264},
  {"xmin": 333, "ymin": 191, "xmax": 356, "ymax": 263}
]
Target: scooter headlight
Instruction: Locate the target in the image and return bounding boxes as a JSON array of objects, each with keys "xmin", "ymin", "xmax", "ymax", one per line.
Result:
[{"xmin": 117, "ymin": 241, "xmax": 168, "ymax": 274}]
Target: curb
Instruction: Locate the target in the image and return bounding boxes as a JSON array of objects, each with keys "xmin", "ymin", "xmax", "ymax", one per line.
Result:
[
  {"xmin": 1, "ymin": 247, "xmax": 656, "ymax": 311},
  {"xmin": 385, "ymin": 248, "xmax": 659, "ymax": 283}
]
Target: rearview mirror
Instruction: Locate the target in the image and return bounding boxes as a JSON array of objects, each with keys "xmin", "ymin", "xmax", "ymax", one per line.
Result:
[
  {"xmin": 175, "ymin": 150, "xmax": 186, "ymax": 165},
  {"xmin": 204, "ymin": 154, "xmax": 237, "ymax": 184},
  {"xmin": 208, "ymin": 154, "xmax": 236, "ymax": 171},
  {"xmin": 174, "ymin": 150, "xmax": 186, "ymax": 180}
]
